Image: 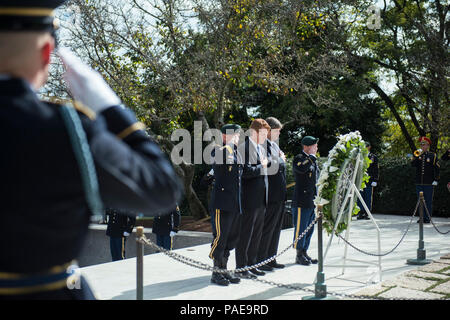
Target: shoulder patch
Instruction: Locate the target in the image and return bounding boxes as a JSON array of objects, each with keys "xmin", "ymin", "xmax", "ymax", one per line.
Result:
[{"xmin": 220, "ymin": 145, "xmax": 233, "ymax": 154}]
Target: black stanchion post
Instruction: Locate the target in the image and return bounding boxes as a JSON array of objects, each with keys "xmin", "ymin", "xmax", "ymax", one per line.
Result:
[
  {"xmin": 303, "ymin": 205, "xmax": 335, "ymax": 300},
  {"xmin": 136, "ymin": 226, "xmax": 144, "ymax": 300},
  {"xmin": 407, "ymin": 192, "xmax": 431, "ymax": 265}
]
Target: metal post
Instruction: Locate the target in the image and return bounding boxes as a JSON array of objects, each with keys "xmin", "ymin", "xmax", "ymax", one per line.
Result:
[
  {"xmin": 303, "ymin": 205, "xmax": 335, "ymax": 300},
  {"xmin": 136, "ymin": 226, "xmax": 144, "ymax": 300},
  {"xmin": 407, "ymin": 192, "xmax": 431, "ymax": 265}
]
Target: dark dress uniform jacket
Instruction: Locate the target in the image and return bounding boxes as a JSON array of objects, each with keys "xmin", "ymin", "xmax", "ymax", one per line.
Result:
[
  {"xmin": 367, "ymin": 152, "xmax": 379, "ymax": 184},
  {"xmin": 240, "ymin": 137, "xmax": 268, "ymax": 211},
  {"xmin": 411, "ymin": 151, "xmax": 440, "ymax": 185},
  {"xmin": 152, "ymin": 207, "xmax": 181, "ymax": 236},
  {"xmin": 0, "ymin": 77, "xmax": 183, "ymax": 274},
  {"xmin": 292, "ymin": 151, "xmax": 319, "ymax": 208},
  {"xmin": 264, "ymin": 140, "xmax": 287, "ymax": 203},
  {"xmin": 106, "ymin": 209, "xmax": 136, "ymax": 237},
  {"xmin": 210, "ymin": 144, "xmax": 242, "ymax": 214}
]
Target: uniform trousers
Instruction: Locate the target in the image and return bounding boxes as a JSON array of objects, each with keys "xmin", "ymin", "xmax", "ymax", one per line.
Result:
[
  {"xmin": 357, "ymin": 185, "xmax": 374, "ymax": 215},
  {"xmin": 156, "ymin": 234, "xmax": 173, "ymax": 250},
  {"xmin": 416, "ymin": 185, "xmax": 434, "ymax": 222},
  {"xmin": 110, "ymin": 237, "xmax": 127, "ymax": 261},
  {"xmin": 209, "ymin": 209, "xmax": 241, "ymax": 261},
  {"xmin": 257, "ymin": 201, "xmax": 285, "ymax": 263},
  {"xmin": 235, "ymin": 206, "xmax": 265, "ymax": 268},
  {"xmin": 292, "ymin": 207, "xmax": 315, "ymax": 251}
]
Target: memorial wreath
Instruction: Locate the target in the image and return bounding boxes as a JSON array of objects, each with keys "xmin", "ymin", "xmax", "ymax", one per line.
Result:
[{"xmin": 314, "ymin": 131, "xmax": 371, "ymax": 235}]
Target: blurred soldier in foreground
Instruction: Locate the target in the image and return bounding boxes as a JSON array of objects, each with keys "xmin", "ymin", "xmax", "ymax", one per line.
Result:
[
  {"xmin": 0, "ymin": 1, "xmax": 182, "ymax": 300},
  {"xmin": 411, "ymin": 137, "xmax": 440, "ymax": 223}
]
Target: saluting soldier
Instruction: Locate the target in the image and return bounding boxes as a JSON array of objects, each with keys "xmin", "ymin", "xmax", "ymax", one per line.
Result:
[
  {"xmin": 0, "ymin": 1, "xmax": 182, "ymax": 300},
  {"xmin": 208, "ymin": 124, "xmax": 243, "ymax": 286},
  {"xmin": 411, "ymin": 136, "xmax": 440, "ymax": 223},
  {"xmin": 105, "ymin": 209, "xmax": 136, "ymax": 261},
  {"xmin": 357, "ymin": 142, "xmax": 379, "ymax": 220},
  {"xmin": 292, "ymin": 136, "xmax": 320, "ymax": 266}
]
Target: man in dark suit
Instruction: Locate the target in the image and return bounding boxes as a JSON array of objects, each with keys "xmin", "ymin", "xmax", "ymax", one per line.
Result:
[
  {"xmin": 256, "ymin": 117, "xmax": 287, "ymax": 271},
  {"xmin": 0, "ymin": 0, "xmax": 182, "ymax": 300},
  {"xmin": 357, "ymin": 142, "xmax": 379, "ymax": 220},
  {"xmin": 106, "ymin": 208, "xmax": 137, "ymax": 261},
  {"xmin": 208, "ymin": 124, "xmax": 243, "ymax": 286},
  {"xmin": 235, "ymin": 119, "xmax": 270, "ymax": 279},
  {"xmin": 292, "ymin": 136, "xmax": 320, "ymax": 266}
]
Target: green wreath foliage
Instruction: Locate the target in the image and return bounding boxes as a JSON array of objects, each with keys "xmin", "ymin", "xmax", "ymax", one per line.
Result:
[{"xmin": 314, "ymin": 131, "xmax": 371, "ymax": 235}]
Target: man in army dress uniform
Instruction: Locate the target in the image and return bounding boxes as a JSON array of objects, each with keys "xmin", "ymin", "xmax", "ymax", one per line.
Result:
[
  {"xmin": 106, "ymin": 209, "xmax": 137, "ymax": 261},
  {"xmin": 357, "ymin": 142, "xmax": 379, "ymax": 220},
  {"xmin": 292, "ymin": 136, "xmax": 319, "ymax": 266},
  {"xmin": 208, "ymin": 124, "xmax": 243, "ymax": 286},
  {"xmin": 0, "ymin": 1, "xmax": 182, "ymax": 299},
  {"xmin": 411, "ymin": 136, "xmax": 440, "ymax": 223}
]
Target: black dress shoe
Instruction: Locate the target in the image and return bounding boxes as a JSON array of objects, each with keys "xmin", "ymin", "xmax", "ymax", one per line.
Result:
[
  {"xmin": 249, "ymin": 268, "xmax": 266, "ymax": 276},
  {"xmin": 211, "ymin": 272, "xmax": 230, "ymax": 286},
  {"xmin": 295, "ymin": 254, "xmax": 311, "ymax": 266},
  {"xmin": 268, "ymin": 261, "xmax": 285, "ymax": 269},
  {"xmin": 236, "ymin": 271, "xmax": 257, "ymax": 279},
  {"xmin": 259, "ymin": 264, "xmax": 274, "ymax": 272},
  {"xmin": 223, "ymin": 272, "xmax": 241, "ymax": 284},
  {"xmin": 304, "ymin": 252, "xmax": 318, "ymax": 264}
]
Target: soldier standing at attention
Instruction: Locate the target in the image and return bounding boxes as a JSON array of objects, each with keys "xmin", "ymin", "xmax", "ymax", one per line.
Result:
[
  {"xmin": 106, "ymin": 209, "xmax": 136, "ymax": 261},
  {"xmin": 357, "ymin": 142, "xmax": 379, "ymax": 220},
  {"xmin": 292, "ymin": 136, "xmax": 320, "ymax": 266},
  {"xmin": 152, "ymin": 205, "xmax": 181, "ymax": 251},
  {"xmin": 411, "ymin": 137, "xmax": 440, "ymax": 223},
  {"xmin": 0, "ymin": 0, "xmax": 182, "ymax": 300},
  {"xmin": 209, "ymin": 124, "xmax": 243, "ymax": 286}
]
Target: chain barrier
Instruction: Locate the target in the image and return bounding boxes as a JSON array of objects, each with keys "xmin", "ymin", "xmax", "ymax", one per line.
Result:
[
  {"xmin": 135, "ymin": 210, "xmax": 447, "ymax": 301},
  {"xmin": 423, "ymin": 204, "xmax": 450, "ymax": 235},
  {"xmin": 336, "ymin": 198, "xmax": 419, "ymax": 257},
  {"xmin": 139, "ymin": 214, "xmax": 320, "ymax": 275}
]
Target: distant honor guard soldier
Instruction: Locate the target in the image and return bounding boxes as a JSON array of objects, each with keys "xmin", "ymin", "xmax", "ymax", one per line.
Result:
[
  {"xmin": 208, "ymin": 124, "xmax": 243, "ymax": 286},
  {"xmin": 0, "ymin": 0, "xmax": 182, "ymax": 300},
  {"xmin": 411, "ymin": 136, "xmax": 440, "ymax": 223},
  {"xmin": 106, "ymin": 209, "xmax": 136, "ymax": 261},
  {"xmin": 152, "ymin": 205, "xmax": 181, "ymax": 251},
  {"xmin": 357, "ymin": 142, "xmax": 379, "ymax": 220},
  {"xmin": 292, "ymin": 136, "xmax": 320, "ymax": 266}
]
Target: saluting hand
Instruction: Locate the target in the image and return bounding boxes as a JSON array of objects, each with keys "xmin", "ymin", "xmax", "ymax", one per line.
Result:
[{"xmin": 57, "ymin": 47, "xmax": 122, "ymax": 113}]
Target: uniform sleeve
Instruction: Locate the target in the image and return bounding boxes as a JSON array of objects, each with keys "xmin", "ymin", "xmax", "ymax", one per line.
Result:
[
  {"xmin": 81, "ymin": 105, "xmax": 183, "ymax": 216},
  {"xmin": 434, "ymin": 154, "xmax": 440, "ymax": 181},
  {"xmin": 293, "ymin": 154, "xmax": 314, "ymax": 175},
  {"xmin": 172, "ymin": 207, "xmax": 181, "ymax": 232},
  {"xmin": 373, "ymin": 155, "xmax": 380, "ymax": 182}
]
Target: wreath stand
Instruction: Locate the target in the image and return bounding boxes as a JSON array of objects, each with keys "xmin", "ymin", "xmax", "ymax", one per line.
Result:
[{"xmin": 321, "ymin": 150, "xmax": 382, "ymax": 284}]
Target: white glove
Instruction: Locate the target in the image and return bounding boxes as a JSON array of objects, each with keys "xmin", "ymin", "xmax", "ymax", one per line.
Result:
[
  {"xmin": 432, "ymin": 181, "xmax": 438, "ymax": 186},
  {"xmin": 371, "ymin": 182, "xmax": 377, "ymax": 187},
  {"xmin": 57, "ymin": 47, "xmax": 122, "ymax": 113},
  {"xmin": 169, "ymin": 231, "xmax": 176, "ymax": 237},
  {"xmin": 123, "ymin": 231, "xmax": 130, "ymax": 237}
]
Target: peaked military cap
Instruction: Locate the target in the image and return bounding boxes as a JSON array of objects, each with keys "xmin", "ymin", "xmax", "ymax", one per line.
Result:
[
  {"xmin": 0, "ymin": 0, "xmax": 67, "ymax": 32},
  {"xmin": 220, "ymin": 123, "xmax": 241, "ymax": 134},
  {"xmin": 301, "ymin": 135, "xmax": 319, "ymax": 146},
  {"xmin": 419, "ymin": 136, "xmax": 431, "ymax": 145}
]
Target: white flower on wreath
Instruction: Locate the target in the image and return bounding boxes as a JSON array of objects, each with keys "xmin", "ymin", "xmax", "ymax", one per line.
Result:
[{"xmin": 314, "ymin": 196, "xmax": 330, "ymax": 206}]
